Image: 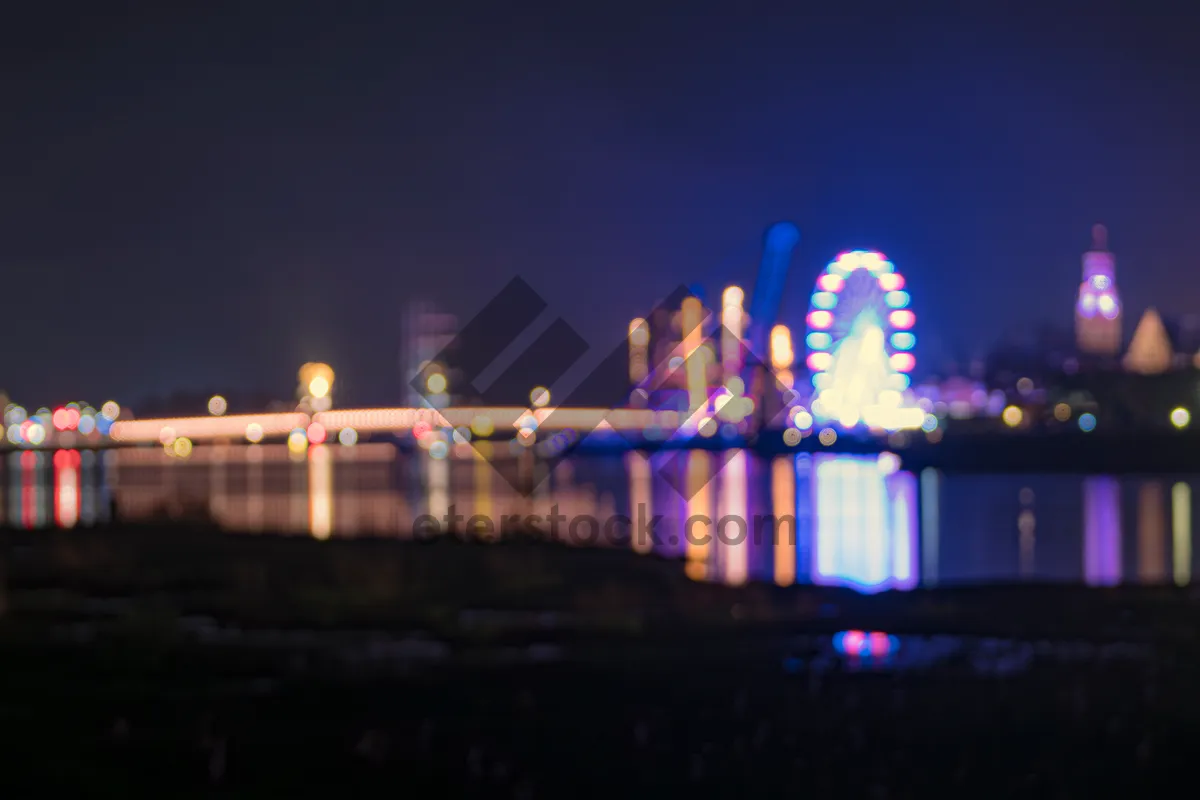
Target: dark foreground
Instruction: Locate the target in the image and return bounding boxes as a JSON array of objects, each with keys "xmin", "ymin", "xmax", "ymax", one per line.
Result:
[{"xmin": 2, "ymin": 525, "xmax": 1199, "ymax": 797}]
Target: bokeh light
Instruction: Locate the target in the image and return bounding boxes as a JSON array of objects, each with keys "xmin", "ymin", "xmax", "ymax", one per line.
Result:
[
  {"xmin": 338, "ymin": 427, "xmax": 358, "ymax": 446},
  {"xmin": 1079, "ymin": 413, "xmax": 1097, "ymax": 432},
  {"xmin": 308, "ymin": 376, "xmax": 330, "ymax": 398},
  {"xmin": 25, "ymin": 422, "xmax": 46, "ymax": 446},
  {"xmin": 470, "ymin": 415, "xmax": 495, "ymax": 437},
  {"xmin": 877, "ymin": 452, "xmax": 900, "ymax": 475},
  {"xmin": 1170, "ymin": 407, "xmax": 1190, "ymax": 429},
  {"xmin": 287, "ymin": 429, "xmax": 308, "ymax": 454},
  {"xmin": 307, "ymin": 422, "xmax": 327, "ymax": 444},
  {"xmin": 208, "ymin": 395, "xmax": 228, "ymax": 416},
  {"xmin": 1002, "ymin": 406, "xmax": 1023, "ymax": 428},
  {"xmin": 172, "ymin": 437, "xmax": 193, "ymax": 458}
]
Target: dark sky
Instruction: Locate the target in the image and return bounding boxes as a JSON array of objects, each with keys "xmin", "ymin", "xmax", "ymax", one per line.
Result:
[{"xmin": 3, "ymin": 1, "xmax": 1199, "ymax": 406}]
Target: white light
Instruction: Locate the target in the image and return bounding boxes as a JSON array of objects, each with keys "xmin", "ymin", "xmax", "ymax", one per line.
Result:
[
  {"xmin": 208, "ymin": 395, "xmax": 227, "ymax": 416},
  {"xmin": 877, "ymin": 452, "xmax": 900, "ymax": 475},
  {"xmin": 308, "ymin": 375, "xmax": 331, "ymax": 399},
  {"xmin": 26, "ymin": 423, "xmax": 46, "ymax": 446},
  {"xmin": 338, "ymin": 426, "xmax": 358, "ymax": 446}
]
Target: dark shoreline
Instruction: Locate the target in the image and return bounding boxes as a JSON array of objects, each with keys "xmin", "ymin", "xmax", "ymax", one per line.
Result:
[{"xmin": 2, "ymin": 525, "xmax": 1199, "ymax": 795}]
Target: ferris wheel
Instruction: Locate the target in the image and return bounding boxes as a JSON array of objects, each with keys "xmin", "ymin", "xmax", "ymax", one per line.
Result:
[{"xmin": 804, "ymin": 251, "xmax": 917, "ymax": 423}]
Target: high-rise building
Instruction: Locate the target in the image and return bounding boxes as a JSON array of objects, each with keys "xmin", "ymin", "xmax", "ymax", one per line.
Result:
[{"xmin": 1075, "ymin": 224, "xmax": 1122, "ymax": 356}]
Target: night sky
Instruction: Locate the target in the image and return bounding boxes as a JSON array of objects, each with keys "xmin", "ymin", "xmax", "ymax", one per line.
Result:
[{"xmin": 4, "ymin": 2, "xmax": 1199, "ymax": 406}]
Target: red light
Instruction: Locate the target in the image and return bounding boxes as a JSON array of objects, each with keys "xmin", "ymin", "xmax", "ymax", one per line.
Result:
[
  {"xmin": 889, "ymin": 310, "xmax": 915, "ymax": 329},
  {"xmin": 878, "ymin": 273, "xmax": 905, "ymax": 291},
  {"xmin": 20, "ymin": 419, "xmax": 33, "ymax": 438},
  {"xmin": 868, "ymin": 631, "xmax": 891, "ymax": 657},
  {"xmin": 842, "ymin": 630, "xmax": 866, "ymax": 654},
  {"xmin": 306, "ymin": 422, "xmax": 327, "ymax": 445},
  {"xmin": 890, "ymin": 353, "xmax": 916, "ymax": 372},
  {"xmin": 412, "ymin": 421, "xmax": 432, "ymax": 440},
  {"xmin": 807, "ymin": 310, "xmax": 833, "ymax": 330},
  {"xmin": 53, "ymin": 450, "xmax": 76, "ymax": 468},
  {"xmin": 52, "ymin": 407, "xmax": 81, "ymax": 431}
]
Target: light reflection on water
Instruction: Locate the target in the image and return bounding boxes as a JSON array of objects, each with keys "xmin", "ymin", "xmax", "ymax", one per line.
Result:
[{"xmin": 2, "ymin": 444, "xmax": 1198, "ymax": 591}]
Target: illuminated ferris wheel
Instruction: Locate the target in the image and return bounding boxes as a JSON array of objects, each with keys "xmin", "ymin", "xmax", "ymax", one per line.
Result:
[{"xmin": 804, "ymin": 250, "xmax": 920, "ymax": 428}]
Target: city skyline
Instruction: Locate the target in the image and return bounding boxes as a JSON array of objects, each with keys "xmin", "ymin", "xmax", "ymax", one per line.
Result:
[{"xmin": 4, "ymin": 2, "xmax": 1200, "ymax": 403}]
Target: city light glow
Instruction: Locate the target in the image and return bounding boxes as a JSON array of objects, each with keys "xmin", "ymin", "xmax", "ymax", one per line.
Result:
[
  {"xmin": 300, "ymin": 363, "xmax": 335, "ymax": 400},
  {"xmin": 769, "ymin": 324, "xmax": 794, "ymax": 371},
  {"xmin": 806, "ymin": 253, "xmax": 923, "ymax": 432}
]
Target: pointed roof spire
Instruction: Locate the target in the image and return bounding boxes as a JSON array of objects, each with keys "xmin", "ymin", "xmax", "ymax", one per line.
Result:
[
  {"xmin": 1124, "ymin": 308, "xmax": 1172, "ymax": 375},
  {"xmin": 1091, "ymin": 224, "xmax": 1108, "ymax": 251}
]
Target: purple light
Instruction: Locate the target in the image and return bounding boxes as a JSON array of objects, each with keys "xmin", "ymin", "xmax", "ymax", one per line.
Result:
[{"xmin": 1083, "ymin": 477, "xmax": 1121, "ymax": 586}]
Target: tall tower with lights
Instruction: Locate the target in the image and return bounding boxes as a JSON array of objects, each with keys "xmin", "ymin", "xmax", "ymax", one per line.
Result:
[{"xmin": 1075, "ymin": 224, "xmax": 1122, "ymax": 356}]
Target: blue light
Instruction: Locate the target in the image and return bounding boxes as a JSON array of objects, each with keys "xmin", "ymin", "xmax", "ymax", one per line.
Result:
[
  {"xmin": 890, "ymin": 332, "xmax": 916, "ymax": 350},
  {"xmin": 765, "ymin": 221, "xmax": 800, "ymax": 251},
  {"xmin": 885, "ymin": 290, "xmax": 910, "ymax": 309},
  {"xmin": 811, "ymin": 291, "xmax": 837, "ymax": 310},
  {"xmin": 1079, "ymin": 413, "xmax": 1097, "ymax": 432},
  {"xmin": 95, "ymin": 416, "xmax": 113, "ymax": 435},
  {"xmin": 806, "ymin": 332, "xmax": 832, "ymax": 350}
]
